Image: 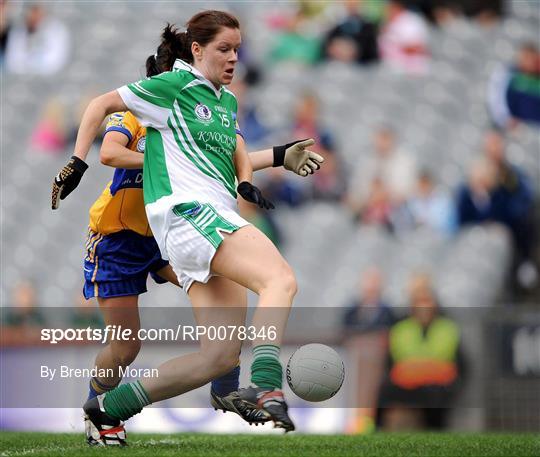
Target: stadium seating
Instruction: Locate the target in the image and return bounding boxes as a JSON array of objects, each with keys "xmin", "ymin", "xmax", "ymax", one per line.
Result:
[{"xmin": 0, "ymin": 2, "xmax": 538, "ymax": 313}]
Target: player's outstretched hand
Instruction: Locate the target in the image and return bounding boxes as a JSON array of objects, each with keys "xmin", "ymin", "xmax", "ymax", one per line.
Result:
[
  {"xmin": 51, "ymin": 156, "xmax": 88, "ymax": 210},
  {"xmin": 272, "ymin": 139, "xmax": 324, "ymax": 177},
  {"xmin": 237, "ymin": 181, "xmax": 275, "ymax": 210}
]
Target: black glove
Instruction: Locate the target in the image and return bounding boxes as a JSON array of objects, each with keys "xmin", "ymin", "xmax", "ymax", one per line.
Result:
[
  {"xmin": 51, "ymin": 155, "xmax": 88, "ymax": 210},
  {"xmin": 237, "ymin": 181, "xmax": 275, "ymax": 210}
]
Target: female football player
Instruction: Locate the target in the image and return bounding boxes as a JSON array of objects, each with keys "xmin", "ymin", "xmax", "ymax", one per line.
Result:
[
  {"xmin": 76, "ymin": 26, "xmax": 313, "ymax": 429},
  {"xmin": 57, "ymin": 11, "xmax": 323, "ymax": 443}
]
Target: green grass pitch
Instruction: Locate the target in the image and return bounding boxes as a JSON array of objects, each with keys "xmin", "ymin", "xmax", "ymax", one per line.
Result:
[{"xmin": 0, "ymin": 432, "xmax": 538, "ymax": 457}]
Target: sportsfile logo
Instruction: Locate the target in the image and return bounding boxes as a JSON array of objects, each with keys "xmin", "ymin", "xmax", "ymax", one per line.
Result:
[{"xmin": 40, "ymin": 325, "xmax": 278, "ymax": 344}]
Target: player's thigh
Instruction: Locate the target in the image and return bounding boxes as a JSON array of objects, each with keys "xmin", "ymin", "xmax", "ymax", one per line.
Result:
[
  {"xmin": 188, "ymin": 276, "xmax": 246, "ymax": 357},
  {"xmin": 154, "ymin": 264, "xmax": 180, "ymax": 287},
  {"xmin": 210, "ymin": 224, "xmax": 295, "ymax": 294},
  {"xmin": 189, "ymin": 275, "xmax": 247, "ymax": 308}
]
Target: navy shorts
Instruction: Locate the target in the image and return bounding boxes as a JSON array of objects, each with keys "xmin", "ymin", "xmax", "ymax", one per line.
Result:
[{"xmin": 84, "ymin": 229, "xmax": 169, "ymax": 299}]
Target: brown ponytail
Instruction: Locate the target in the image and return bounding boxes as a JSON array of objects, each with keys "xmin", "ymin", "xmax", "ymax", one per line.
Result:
[
  {"xmin": 145, "ymin": 23, "xmax": 184, "ymax": 77},
  {"xmin": 145, "ymin": 54, "xmax": 160, "ymax": 77}
]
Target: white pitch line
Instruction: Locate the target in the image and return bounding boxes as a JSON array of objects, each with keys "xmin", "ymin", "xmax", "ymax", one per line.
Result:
[{"xmin": 1, "ymin": 445, "xmax": 76, "ymax": 457}]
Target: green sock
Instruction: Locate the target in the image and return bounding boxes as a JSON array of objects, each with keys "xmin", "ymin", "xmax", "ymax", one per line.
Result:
[
  {"xmin": 103, "ymin": 381, "xmax": 151, "ymax": 421},
  {"xmin": 251, "ymin": 344, "xmax": 282, "ymax": 389}
]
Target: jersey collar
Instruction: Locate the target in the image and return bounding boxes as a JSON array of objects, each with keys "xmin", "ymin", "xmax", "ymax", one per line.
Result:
[{"xmin": 172, "ymin": 59, "xmax": 224, "ymax": 99}]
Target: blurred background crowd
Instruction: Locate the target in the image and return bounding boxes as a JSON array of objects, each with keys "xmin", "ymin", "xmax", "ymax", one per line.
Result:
[{"xmin": 1, "ymin": 0, "xmax": 539, "ymax": 434}]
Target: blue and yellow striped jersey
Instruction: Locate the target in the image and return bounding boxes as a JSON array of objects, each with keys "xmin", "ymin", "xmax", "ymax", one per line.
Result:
[{"xmin": 88, "ymin": 112, "xmax": 151, "ymax": 236}]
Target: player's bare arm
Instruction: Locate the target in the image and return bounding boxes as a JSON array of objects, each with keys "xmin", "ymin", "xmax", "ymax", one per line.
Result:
[
  {"xmin": 51, "ymin": 90, "xmax": 128, "ymax": 209},
  {"xmin": 75, "ymin": 91, "xmax": 128, "ymax": 162},
  {"xmin": 233, "ymin": 135, "xmax": 253, "ymax": 184},
  {"xmin": 235, "ymin": 135, "xmax": 274, "ymax": 210},
  {"xmin": 100, "ymin": 131, "xmax": 144, "ymax": 169}
]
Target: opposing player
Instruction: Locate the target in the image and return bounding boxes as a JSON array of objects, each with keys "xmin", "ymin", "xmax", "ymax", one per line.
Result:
[
  {"xmin": 60, "ymin": 10, "xmax": 315, "ymax": 442},
  {"xmin": 82, "ymin": 113, "xmax": 269, "ymax": 425}
]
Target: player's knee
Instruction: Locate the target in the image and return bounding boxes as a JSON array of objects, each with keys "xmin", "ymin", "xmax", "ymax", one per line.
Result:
[
  {"xmin": 205, "ymin": 350, "xmax": 239, "ymax": 378},
  {"xmin": 264, "ymin": 264, "xmax": 297, "ymax": 299},
  {"xmin": 216, "ymin": 356, "xmax": 239, "ymax": 378},
  {"xmin": 111, "ymin": 340, "xmax": 141, "ymax": 366},
  {"xmin": 281, "ymin": 267, "xmax": 298, "ymax": 298}
]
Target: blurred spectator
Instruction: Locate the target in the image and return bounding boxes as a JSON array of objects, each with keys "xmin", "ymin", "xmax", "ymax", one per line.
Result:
[
  {"xmin": 377, "ymin": 273, "xmax": 465, "ymax": 430},
  {"xmin": 70, "ymin": 293, "xmax": 102, "ymax": 329},
  {"xmin": 359, "ymin": 0, "xmax": 386, "ymax": 23},
  {"xmin": 403, "ymin": 0, "xmax": 461, "ymax": 26},
  {"xmin": 297, "ymin": 0, "xmax": 330, "ymax": 20},
  {"xmin": 238, "ymin": 197, "xmax": 282, "ymax": 248},
  {"xmin": 3, "ymin": 280, "xmax": 45, "ymax": 328},
  {"xmin": 482, "ymin": 130, "xmax": 537, "ymax": 289},
  {"xmin": 5, "ymin": 3, "xmax": 70, "ymax": 75},
  {"xmin": 379, "ymin": 0, "xmax": 430, "ymax": 75},
  {"xmin": 291, "ymin": 92, "xmax": 346, "ymax": 201},
  {"xmin": 343, "ymin": 267, "xmax": 395, "ymax": 333},
  {"xmin": 482, "ymin": 130, "xmax": 533, "ymax": 214},
  {"xmin": 403, "ymin": 170, "xmax": 457, "ymax": 236},
  {"xmin": 359, "ymin": 177, "xmax": 394, "ymax": 228},
  {"xmin": 460, "ymin": 0, "xmax": 505, "ymax": 24},
  {"xmin": 322, "ymin": 0, "xmax": 379, "ymax": 65},
  {"xmin": 343, "ymin": 268, "xmax": 394, "ymax": 434},
  {"xmin": 310, "ymin": 144, "xmax": 347, "ymax": 202},
  {"xmin": 402, "ymin": 0, "xmax": 504, "ymax": 25},
  {"xmin": 0, "ymin": 0, "xmax": 12, "ymax": 64},
  {"xmin": 348, "ymin": 126, "xmax": 417, "ymax": 217},
  {"xmin": 379, "ymin": 0, "xmax": 429, "ymax": 74},
  {"xmin": 30, "ymin": 98, "xmax": 67, "ymax": 154},
  {"xmin": 456, "ymin": 159, "xmax": 498, "ymax": 225},
  {"xmin": 430, "ymin": 3, "xmax": 461, "ymax": 27},
  {"xmin": 268, "ymin": 8, "xmax": 321, "ymax": 66},
  {"xmin": 488, "ymin": 42, "xmax": 540, "ymax": 130},
  {"xmin": 458, "ymin": 133, "xmax": 537, "ymax": 290}
]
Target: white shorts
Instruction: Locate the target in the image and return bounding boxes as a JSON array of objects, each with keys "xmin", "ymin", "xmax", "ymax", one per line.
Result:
[{"xmin": 165, "ymin": 201, "xmax": 249, "ymax": 291}]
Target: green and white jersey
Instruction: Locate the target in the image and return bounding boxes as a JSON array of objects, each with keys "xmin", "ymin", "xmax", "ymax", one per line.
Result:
[{"xmin": 117, "ymin": 59, "xmax": 241, "ymax": 259}]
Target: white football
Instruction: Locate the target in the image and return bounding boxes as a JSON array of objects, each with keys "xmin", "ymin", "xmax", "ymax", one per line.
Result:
[{"xmin": 286, "ymin": 343, "xmax": 345, "ymax": 402}]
